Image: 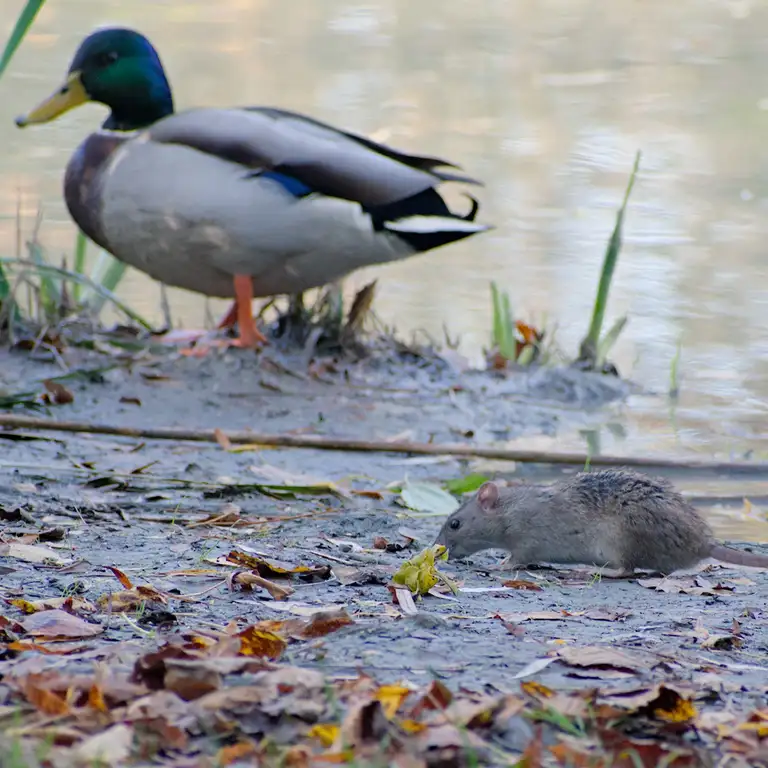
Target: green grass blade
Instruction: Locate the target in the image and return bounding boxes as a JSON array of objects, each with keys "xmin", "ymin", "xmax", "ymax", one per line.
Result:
[
  {"xmin": 595, "ymin": 314, "xmax": 628, "ymax": 367},
  {"xmin": 72, "ymin": 230, "xmax": 88, "ymax": 302},
  {"xmin": 579, "ymin": 150, "xmax": 641, "ymax": 363},
  {"xmin": 85, "ymin": 250, "xmax": 128, "ymax": 313},
  {"xmin": 26, "ymin": 238, "xmax": 60, "ymax": 317},
  {"xmin": 490, "ymin": 281, "xmax": 503, "ymax": 349},
  {"xmin": 0, "ymin": 0, "xmax": 46, "ymax": 78},
  {"xmin": 0, "ymin": 257, "xmax": 153, "ymax": 330}
]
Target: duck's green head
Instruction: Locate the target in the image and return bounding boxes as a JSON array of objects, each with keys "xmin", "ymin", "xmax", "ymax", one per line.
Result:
[{"xmin": 16, "ymin": 27, "xmax": 174, "ymax": 131}]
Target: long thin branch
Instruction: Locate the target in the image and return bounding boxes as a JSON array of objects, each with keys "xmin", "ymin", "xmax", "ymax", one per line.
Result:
[{"xmin": 0, "ymin": 414, "xmax": 765, "ymax": 474}]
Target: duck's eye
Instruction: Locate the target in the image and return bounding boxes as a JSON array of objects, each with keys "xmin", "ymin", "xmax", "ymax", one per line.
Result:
[
  {"xmin": 449, "ymin": 519, "xmax": 461, "ymax": 531},
  {"xmin": 97, "ymin": 51, "xmax": 119, "ymax": 67}
]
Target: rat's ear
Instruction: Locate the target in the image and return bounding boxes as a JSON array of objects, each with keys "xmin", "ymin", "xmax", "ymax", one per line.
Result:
[{"xmin": 476, "ymin": 482, "xmax": 500, "ymax": 512}]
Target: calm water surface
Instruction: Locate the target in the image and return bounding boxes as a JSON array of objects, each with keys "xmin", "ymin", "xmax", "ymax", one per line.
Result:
[{"xmin": 2, "ymin": 1, "xmax": 768, "ymax": 483}]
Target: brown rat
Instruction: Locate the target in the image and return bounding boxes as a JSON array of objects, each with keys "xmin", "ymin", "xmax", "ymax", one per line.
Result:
[{"xmin": 434, "ymin": 468, "xmax": 768, "ymax": 574}]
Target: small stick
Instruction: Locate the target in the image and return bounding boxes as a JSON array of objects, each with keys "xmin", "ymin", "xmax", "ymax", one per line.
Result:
[{"xmin": 0, "ymin": 414, "xmax": 765, "ymax": 474}]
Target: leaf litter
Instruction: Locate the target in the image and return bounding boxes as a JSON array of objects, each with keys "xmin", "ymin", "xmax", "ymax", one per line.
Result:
[{"xmin": 1, "ymin": 334, "xmax": 768, "ymax": 765}]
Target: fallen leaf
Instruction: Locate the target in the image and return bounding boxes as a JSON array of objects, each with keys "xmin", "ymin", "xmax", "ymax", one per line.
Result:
[
  {"xmin": 9, "ymin": 596, "xmax": 95, "ymax": 614},
  {"xmin": 390, "ymin": 587, "xmax": 418, "ymax": 615},
  {"xmin": 104, "ymin": 565, "xmax": 134, "ymax": 589},
  {"xmin": 637, "ymin": 576, "xmax": 734, "ymax": 596},
  {"xmin": 282, "ymin": 608, "xmax": 354, "ymax": 640},
  {"xmin": 408, "ymin": 680, "xmax": 452, "ymax": 718},
  {"xmin": 0, "ymin": 542, "xmax": 71, "ymax": 566},
  {"xmin": 392, "ymin": 544, "xmax": 456, "ymax": 596},
  {"xmin": 557, "ymin": 646, "xmax": 649, "ymax": 675},
  {"xmin": 225, "ymin": 551, "xmax": 331, "ymax": 582},
  {"xmin": 216, "ymin": 741, "xmax": 260, "ymax": 766},
  {"xmin": 214, "ymin": 428, "xmax": 233, "ymax": 450},
  {"xmin": 399, "ymin": 481, "xmax": 459, "ymax": 515},
  {"xmin": 20, "ymin": 609, "xmax": 103, "ymax": 639},
  {"xmin": 75, "ymin": 723, "xmax": 133, "ymax": 766},
  {"xmin": 228, "ymin": 570, "xmax": 294, "ymax": 600},
  {"xmin": 444, "ymin": 474, "xmax": 489, "ymax": 495},
  {"xmin": 42, "ymin": 379, "xmax": 74, "ymax": 405},
  {"xmin": 236, "ymin": 625, "xmax": 287, "ymax": 659},
  {"xmin": 501, "ymin": 579, "xmax": 543, "ymax": 591}
]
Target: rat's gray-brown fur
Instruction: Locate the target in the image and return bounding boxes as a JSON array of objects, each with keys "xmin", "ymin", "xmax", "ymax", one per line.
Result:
[{"xmin": 434, "ymin": 468, "xmax": 768, "ymax": 574}]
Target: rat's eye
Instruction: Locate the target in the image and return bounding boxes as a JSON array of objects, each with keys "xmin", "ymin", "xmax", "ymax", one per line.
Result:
[{"xmin": 449, "ymin": 519, "xmax": 461, "ymax": 531}]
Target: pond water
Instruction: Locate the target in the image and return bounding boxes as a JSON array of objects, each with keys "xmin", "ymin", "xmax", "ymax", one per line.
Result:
[{"xmin": 2, "ymin": 0, "xmax": 768, "ymax": 494}]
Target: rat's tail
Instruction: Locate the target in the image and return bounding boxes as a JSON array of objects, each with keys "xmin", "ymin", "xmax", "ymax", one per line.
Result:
[{"xmin": 710, "ymin": 544, "xmax": 768, "ymax": 568}]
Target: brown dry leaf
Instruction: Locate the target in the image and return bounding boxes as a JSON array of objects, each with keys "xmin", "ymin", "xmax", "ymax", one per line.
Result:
[
  {"xmin": 6, "ymin": 640, "xmax": 84, "ymax": 655},
  {"xmin": 42, "ymin": 379, "xmax": 74, "ymax": 405},
  {"xmin": 236, "ymin": 625, "xmax": 287, "ymax": 659},
  {"xmin": 701, "ymin": 633, "xmax": 742, "ymax": 650},
  {"xmin": 119, "ymin": 395, "xmax": 142, "ymax": 406},
  {"xmin": 557, "ymin": 646, "xmax": 650, "ymax": 675},
  {"xmin": 345, "ymin": 279, "xmax": 377, "ymax": 333},
  {"xmin": 413, "ymin": 722, "xmax": 490, "ymax": 761},
  {"xmin": 75, "ymin": 723, "xmax": 133, "ymax": 766},
  {"xmin": 87, "ymin": 683, "xmax": 109, "ymax": 713},
  {"xmin": 214, "ymin": 428, "xmax": 233, "ymax": 450},
  {"xmin": 97, "ymin": 585, "xmax": 168, "ymax": 612},
  {"xmin": 637, "ymin": 575, "xmax": 734, "ymax": 596},
  {"xmin": 225, "ymin": 551, "xmax": 331, "ymax": 581},
  {"xmin": 216, "ymin": 740, "xmax": 260, "ymax": 766},
  {"xmin": 334, "ymin": 699, "xmax": 390, "ymax": 753},
  {"xmin": 332, "ymin": 565, "xmax": 390, "ymax": 586},
  {"xmin": 0, "ymin": 541, "xmax": 71, "ymax": 566},
  {"xmin": 187, "ymin": 503, "xmax": 244, "ymax": 528},
  {"xmin": 22, "ymin": 674, "xmax": 71, "ymax": 715},
  {"xmin": 408, "ymin": 680, "xmax": 452, "ymax": 719},
  {"xmin": 164, "ymin": 661, "xmax": 222, "ymax": 701},
  {"xmin": 283, "ymin": 608, "xmax": 354, "ymax": 640},
  {"xmin": 10, "ymin": 596, "xmax": 95, "ymax": 614},
  {"xmin": 579, "ymin": 608, "xmax": 632, "ymax": 622},
  {"xmin": 352, "ymin": 490, "xmax": 385, "ymax": 500},
  {"xmin": 501, "ymin": 579, "xmax": 543, "ymax": 591},
  {"xmin": 593, "ymin": 736, "xmax": 699, "ymax": 768},
  {"xmin": 228, "ymin": 570, "xmax": 294, "ymax": 600},
  {"xmin": 448, "ymin": 695, "xmax": 505, "ymax": 729},
  {"xmin": 20, "ymin": 608, "xmax": 103, "ymax": 640},
  {"xmin": 104, "ymin": 565, "xmax": 134, "ymax": 589}
]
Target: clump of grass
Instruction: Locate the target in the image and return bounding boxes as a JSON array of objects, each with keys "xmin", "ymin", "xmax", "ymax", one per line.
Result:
[
  {"xmin": 487, "ymin": 281, "xmax": 549, "ymax": 368},
  {"xmin": 0, "ymin": 1, "xmax": 142, "ymax": 339},
  {"xmin": 485, "ymin": 152, "xmax": 641, "ymax": 375},
  {"xmin": 576, "ymin": 150, "xmax": 642, "ymax": 372},
  {"xmin": 0, "ymin": 210, "xmax": 149, "ymax": 340}
]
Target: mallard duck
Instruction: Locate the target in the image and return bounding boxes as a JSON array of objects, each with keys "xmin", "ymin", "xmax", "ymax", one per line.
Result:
[{"xmin": 16, "ymin": 27, "xmax": 490, "ymax": 347}]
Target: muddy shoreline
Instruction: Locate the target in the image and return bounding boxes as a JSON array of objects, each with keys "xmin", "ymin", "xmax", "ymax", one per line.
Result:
[{"xmin": 2, "ymin": 339, "xmax": 767, "ymax": 765}]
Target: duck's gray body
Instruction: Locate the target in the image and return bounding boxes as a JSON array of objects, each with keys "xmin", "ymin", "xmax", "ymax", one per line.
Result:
[{"xmin": 65, "ymin": 107, "xmax": 489, "ymax": 298}]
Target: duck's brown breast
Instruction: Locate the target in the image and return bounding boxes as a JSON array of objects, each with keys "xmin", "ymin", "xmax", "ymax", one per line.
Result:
[{"xmin": 64, "ymin": 132, "xmax": 129, "ymax": 252}]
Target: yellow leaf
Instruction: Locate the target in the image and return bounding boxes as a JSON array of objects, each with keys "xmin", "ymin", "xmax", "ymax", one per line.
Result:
[
  {"xmin": 392, "ymin": 545, "xmax": 448, "ymax": 596},
  {"xmin": 655, "ymin": 697, "xmax": 696, "ymax": 723},
  {"xmin": 236, "ymin": 627, "xmax": 286, "ymax": 659},
  {"xmin": 375, "ymin": 684, "xmax": 412, "ymax": 718},
  {"xmin": 399, "ymin": 719, "xmax": 426, "ymax": 734},
  {"xmin": 308, "ymin": 723, "xmax": 339, "ymax": 747},
  {"xmin": 9, "ymin": 599, "xmax": 39, "ymax": 614}
]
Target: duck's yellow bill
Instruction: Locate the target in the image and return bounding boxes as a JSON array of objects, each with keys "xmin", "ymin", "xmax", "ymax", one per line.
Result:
[{"xmin": 15, "ymin": 71, "xmax": 89, "ymax": 127}]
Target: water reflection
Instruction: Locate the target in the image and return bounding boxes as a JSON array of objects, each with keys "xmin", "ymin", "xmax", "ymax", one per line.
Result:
[{"xmin": 2, "ymin": 0, "xmax": 768, "ymax": 460}]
